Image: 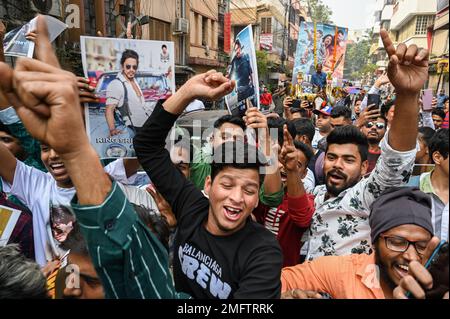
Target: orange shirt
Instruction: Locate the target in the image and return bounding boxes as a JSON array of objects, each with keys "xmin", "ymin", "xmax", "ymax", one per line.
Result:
[{"xmin": 281, "ymin": 253, "xmax": 386, "ymax": 299}]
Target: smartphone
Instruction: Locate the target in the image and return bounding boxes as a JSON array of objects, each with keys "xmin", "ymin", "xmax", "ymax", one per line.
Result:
[
  {"xmin": 406, "ymin": 240, "xmax": 449, "ymax": 299},
  {"xmin": 424, "ymin": 240, "xmax": 449, "ymax": 299},
  {"xmin": 367, "ymin": 94, "xmax": 381, "ymax": 110},
  {"xmin": 422, "ymin": 89, "xmax": 433, "ymax": 111}
]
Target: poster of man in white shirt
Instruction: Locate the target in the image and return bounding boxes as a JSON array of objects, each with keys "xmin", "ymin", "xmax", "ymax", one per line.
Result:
[{"xmin": 80, "ymin": 37, "xmax": 175, "ymax": 159}]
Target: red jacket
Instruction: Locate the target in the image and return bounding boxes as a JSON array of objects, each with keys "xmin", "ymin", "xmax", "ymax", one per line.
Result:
[
  {"xmin": 253, "ymin": 193, "xmax": 315, "ymax": 267},
  {"xmin": 260, "ymin": 92, "xmax": 273, "ymax": 106}
]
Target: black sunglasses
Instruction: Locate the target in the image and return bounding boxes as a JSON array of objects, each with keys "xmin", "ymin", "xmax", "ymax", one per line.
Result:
[
  {"xmin": 125, "ymin": 64, "xmax": 138, "ymax": 70},
  {"xmin": 365, "ymin": 122, "xmax": 385, "ymax": 129}
]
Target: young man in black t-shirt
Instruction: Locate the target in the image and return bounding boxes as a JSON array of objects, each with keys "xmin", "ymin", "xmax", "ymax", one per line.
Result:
[{"xmin": 134, "ymin": 71, "xmax": 282, "ymax": 299}]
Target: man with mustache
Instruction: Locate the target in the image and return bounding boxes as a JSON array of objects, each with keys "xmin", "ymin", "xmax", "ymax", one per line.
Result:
[
  {"xmin": 302, "ymin": 30, "xmax": 430, "ymax": 261},
  {"xmin": 360, "ymin": 115, "xmax": 387, "ymax": 174}
]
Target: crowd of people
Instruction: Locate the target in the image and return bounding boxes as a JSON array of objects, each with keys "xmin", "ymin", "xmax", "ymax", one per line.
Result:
[{"xmin": 0, "ymin": 16, "xmax": 448, "ymax": 300}]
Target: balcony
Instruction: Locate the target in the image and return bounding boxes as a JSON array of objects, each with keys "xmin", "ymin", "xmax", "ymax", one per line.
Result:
[
  {"xmin": 381, "ymin": 4, "xmax": 394, "ymax": 21},
  {"xmin": 391, "ymin": 0, "xmax": 437, "ymax": 30}
]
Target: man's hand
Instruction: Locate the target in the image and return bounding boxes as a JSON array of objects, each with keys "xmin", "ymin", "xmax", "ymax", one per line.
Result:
[
  {"xmin": 164, "ymin": 70, "xmax": 235, "ymax": 115},
  {"xmin": 146, "ymin": 185, "xmax": 177, "ymax": 228},
  {"xmin": 381, "ymin": 29, "xmax": 429, "ymax": 95},
  {"xmin": 244, "ymin": 106, "xmax": 268, "ymax": 130},
  {"xmin": 281, "ymin": 289, "xmax": 323, "ymax": 299},
  {"xmin": 280, "ymin": 124, "xmax": 297, "ymax": 172},
  {"xmin": 374, "ymin": 72, "xmax": 390, "ymax": 89},
  {"xmin": 356, "ymin": 106, "xmax": 381, "ymax": 129},
  {"xmin": 283, "ymin": 96, "xmax": 293, "ymax": 109},
  {"xmin": 25, "ymin": 31, "xmax": 37, "ymax": 42},
  {"xmin": 393, "ymin": 237, "xmax": 445, "ymax": 299},
  {"xmin": 0, "ymin": 16, "xmax": 87, "ymax": 157},
  {"xmin": 77, "ymin": 77, "xmax": 99, "ymax": 104}
]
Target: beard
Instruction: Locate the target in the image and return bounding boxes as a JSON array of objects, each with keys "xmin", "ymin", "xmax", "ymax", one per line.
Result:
[
  {"xmin": 375, "ymin": 245, "xmax": 396, "ymax": 291},
  {"xmin": 325, "ymin": 169, "xmax": 361, "ymax": 197}
]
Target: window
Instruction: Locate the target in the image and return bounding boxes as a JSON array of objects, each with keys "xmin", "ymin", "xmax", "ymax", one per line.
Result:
[
  {"xmin": 415, "ymin": 16, "xmax": 433, "ymax": 35},
  {"xmin": 105, "ymin": 0, "xmax": 117, "ymax": 37},
  {"xmin": 148, "ymin": 18, "xmax": 171, "ymax": 41},
  {"xmin": 84, "ymin": 0, "xmax": 97, "ymax": 36},
  {"xmin": 261, "ymin": 17, "xmax": 272, "ymax": 34},
  {"xmin": 202, "ymin": 16, "xmax": 208, "ymax": 46}
]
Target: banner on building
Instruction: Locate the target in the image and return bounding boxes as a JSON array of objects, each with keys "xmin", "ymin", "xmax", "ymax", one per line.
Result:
[
  {"xmin": 224, "ymin": 13, "xmax": 231, "ymax": 54},
  {"xmin": 225, "ymin": 25, "xmax": 260, "ymax": 117},
  {"xmin": 81, "ymin": 36, "xmax": 175, "ymax": 159},
  {"xmin": 259, "ymin": 33, "xmax": 273, "ymax": 51},
  {"xmin": 293, "ymin": 22, "xmax": 348, "ymax": 85},
  {"xmin": 438, "ymin": 59, "xmax": 449, "ymax": 73},
  {"xmin": 2, "ymin": 15, "xmax": 67, "ymax": 58}
]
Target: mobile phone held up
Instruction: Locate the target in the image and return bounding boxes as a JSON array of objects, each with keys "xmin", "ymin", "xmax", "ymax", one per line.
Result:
[
  {"xmin": 422, "ymin": 89, "xmax": 434, "ymax": 111},
  {"xmin": 407, "ymin": 240, "xmax": 449, "ymax": 299},
  {"xmin": 367, "ymin": 94, "xmax": 381, "ymax": 111}
]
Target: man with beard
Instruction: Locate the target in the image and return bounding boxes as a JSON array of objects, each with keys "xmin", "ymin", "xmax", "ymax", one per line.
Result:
[
  {"xmin": 302, "ymin": 30, "xmax": 430, "ymax": 261},
  {"xmin": 360, "ymin": 115, "xmax": 387, "ymax": 174},
  {"xmin": 281, "ymin": 187, "xmax": 443, "ymax": 299}
]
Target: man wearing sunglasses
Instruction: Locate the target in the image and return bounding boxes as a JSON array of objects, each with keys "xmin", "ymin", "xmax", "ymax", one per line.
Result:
[
  {"xmin": 360, "ymin": 116, "xmax": 387, "ymax": 174},
  {"xmin": 105, "ymin": 49, "xmax": 146, "ymax": 136},
  {"xmin": 281, "ymin": 187, "xmax": 443, "ymax": 299}
]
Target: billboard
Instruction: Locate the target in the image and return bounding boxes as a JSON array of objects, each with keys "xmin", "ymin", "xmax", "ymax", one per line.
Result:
[{"xmin": 293, "ymin": 22, "xmax": 348, "ymax": 83}]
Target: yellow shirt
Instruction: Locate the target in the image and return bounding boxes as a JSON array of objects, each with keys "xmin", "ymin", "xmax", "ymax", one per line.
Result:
[{"xmin": 281, "ymin": 253, "xmax": 386, "ymax": 299}]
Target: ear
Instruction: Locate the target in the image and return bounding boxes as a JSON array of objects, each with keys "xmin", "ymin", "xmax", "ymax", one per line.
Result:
[
  {"xmin": 204, "ymin": 175, "xmax": 212, "ymax": 196},
  {"xmin": 432, "ymin": 151, "xmax": 443, "ymax": 165},
  {"xmin": 360, "ymin": 160, "xmax": 368, "ymax": 177}
]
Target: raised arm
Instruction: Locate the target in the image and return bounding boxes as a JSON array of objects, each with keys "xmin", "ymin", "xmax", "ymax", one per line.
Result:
[{"xmin": 380, "ymin": 29, "xmax": 429, "ymax": 151}]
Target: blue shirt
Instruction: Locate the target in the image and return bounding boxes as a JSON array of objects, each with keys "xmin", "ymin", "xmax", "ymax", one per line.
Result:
[
  {"xmin": 437, "ymin": 94, "xmax": 448, "ymax": 108},
  {"xmin": 311, "ymin": 72, "xmax": 327, "ymax": 89}
]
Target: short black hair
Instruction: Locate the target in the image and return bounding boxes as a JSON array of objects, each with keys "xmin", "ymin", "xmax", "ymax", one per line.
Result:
[
  {"xmin": 432, "ymin": 108, "xmax": 446, "ymax": 120},
  {"xmin": 291, "ymin": 118, "xmax": 315, "ymax": 143},
  {"xmin": 381, "ymin": 100, "xmax": 395, "ymax": 118},
  {"xmin": 120, "ymin": 49, "xmax": 139, "ymax": 66},
  {"xmin": 0, "ymin": 122, "xmax": 12, "ymax": 135},
  {"xmin": 211, "ymin": 141, "xmax": 267, "ymax": 185},
  {"xmin": 418, "ymin": 127, "xmax": 435, "ymax": 147},
  {"xmin": 162, "ymin": 44, "xmax": 167, "ymax": 49},
  {"xmin": 294, "ymin": 141, "xmax": 314, "ymax": 166},
  {"xmin": 133, "ymin": 205, "xmax": 170, "ymax": 251},
  {"xmin": 330, "ymin": 105, "xmax": 352, "ymax": 120},
  {"xmin": 326, "ymin": 125, "xmax": 369, "ymax": 162},
  {"xmin": 234, "ymin": 39, "xmax": 241, "ymax": 48},
  {"xmin": 429, "ymin": 128, "xmax": 449, "ymax": 164},
  {"xmin": 213, "ymin": 115, "xmax": 246, "ymax": 132}
]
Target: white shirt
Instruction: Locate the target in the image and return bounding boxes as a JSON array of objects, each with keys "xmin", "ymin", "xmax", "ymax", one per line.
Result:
[
  {"xmin": 1, "ymin": 159, "xmax": 133, "ymax": 266},
  {"xmin": 106, "ymin": 72, "xmax": 148, "ymax": 127},
  {"xmin": 185, "ymin": 99, "xmax": 205, "ymax": 113},
  {"xmin": 312, "ymin": 129, "xmax": 326, "ymax": 150},
  {"xmin": 303, "ymin": 130, "xmax": 418, "ymax": 261},
  {"xmin": 302, "ymin": 168, "xmax": 316, "ymax": 194}
]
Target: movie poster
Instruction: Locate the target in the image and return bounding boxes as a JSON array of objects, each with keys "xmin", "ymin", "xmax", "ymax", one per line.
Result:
[
  {"xmin": 81, "ymin": 36, "xmax": 175, "ymax": 159},
  {"xmin": 225, "ymin": 25, "xmax": 259, "ymax": 117},
  {"xmin": 2, "ymin": 15, "xmax": 66, "ymax": 58},
  {"xmin": 293, "ymin": 22, "xmax": 348, "ymax": 84},
  {"xmin": 0, "ymin": 205, "xmax": 21, "ymax": 246}
]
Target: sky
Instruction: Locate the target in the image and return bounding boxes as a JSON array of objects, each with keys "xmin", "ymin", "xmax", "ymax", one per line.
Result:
[{"xmin": 321, "ymin": 0, "xmax": 378, "ymax": 30}]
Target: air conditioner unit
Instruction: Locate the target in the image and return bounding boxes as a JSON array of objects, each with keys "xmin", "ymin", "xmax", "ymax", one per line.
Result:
[{"xmin": 174, "ymin": 18, "xmax": 189, "ymax": 34}]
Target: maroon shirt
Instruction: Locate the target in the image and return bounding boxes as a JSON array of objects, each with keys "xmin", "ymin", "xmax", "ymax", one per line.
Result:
[
  {"xmin": 367, "ymin": 149, "xmax": 382, "ymax": 174},
  {"xmin": 253, "ymin": 193, "xmax": 315, "ymax": 267},
  {"xmin": 0, "ymin": 192, "xmax": 35, "ymax": 260}
]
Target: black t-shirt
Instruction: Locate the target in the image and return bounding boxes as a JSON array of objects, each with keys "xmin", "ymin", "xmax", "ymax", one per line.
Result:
[{"xmin": 134, "ymin": 102, "xmax": 282, "ymax": 299}]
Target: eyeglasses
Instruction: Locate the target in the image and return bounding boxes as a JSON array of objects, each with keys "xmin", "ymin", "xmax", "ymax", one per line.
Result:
[
  {"xmin": 379, "ymin": 234, "xmax": 429, "ymax": 255},
  {"xmin": 365, "ymin": 122, "xmax": 385, "ymax": 129},
  {"xmin": 125, "ymin": 64, "xmax": 138, "ymax": 70}
]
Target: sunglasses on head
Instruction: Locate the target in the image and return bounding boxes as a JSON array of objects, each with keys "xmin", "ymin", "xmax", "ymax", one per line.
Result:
[
  {"xmin": 365, "ymin": 122, "xmax": 385, "ymax": 129},
  {"xmin": 125, "ymin": 64, "xmax": 138, "ymax": 70}
]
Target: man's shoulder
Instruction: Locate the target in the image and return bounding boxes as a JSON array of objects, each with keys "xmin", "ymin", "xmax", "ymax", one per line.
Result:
[{"xmin": 241, "ymin": 220, "xmax": 281, "ymax": 251}]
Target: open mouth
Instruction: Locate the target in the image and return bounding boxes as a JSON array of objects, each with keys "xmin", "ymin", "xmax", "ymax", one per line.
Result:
[
  {"xmin": 328, "ymin": 172, "xmax": 345, "ymax": 184},
  {"xmin": 49, "ymin": 162, "xmax": 67, "ymax": 176},
  {"xmin": 223, "ymin": 206, "xmax": 243, "ymax": 221},
  {"xmin": 280, "ymin": 170, "xmax": 288, "ymax": 182},
  {"xmin": 393, "ymin": 263, "xmax": 409, "ymax": 279}
]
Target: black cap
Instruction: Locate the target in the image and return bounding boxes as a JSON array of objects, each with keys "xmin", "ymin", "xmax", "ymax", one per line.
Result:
[{"xmin": 369, "ymin": 187, "xmax": 433, "ymax": 243}]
